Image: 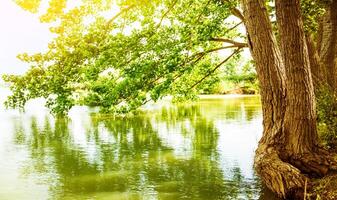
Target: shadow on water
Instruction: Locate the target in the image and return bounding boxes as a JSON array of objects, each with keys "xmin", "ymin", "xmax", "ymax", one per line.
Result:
[{"xmin": 1, "ymin": 95, "xmax": 280, "ymax": 200}]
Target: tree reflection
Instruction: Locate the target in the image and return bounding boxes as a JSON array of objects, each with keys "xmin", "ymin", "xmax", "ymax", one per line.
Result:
[{"xmin": 11, "ymin": 97, "xmax": 277, "ymax": 200}]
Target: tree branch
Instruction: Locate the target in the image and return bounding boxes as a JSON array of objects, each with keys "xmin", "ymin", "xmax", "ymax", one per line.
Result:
[
  {"xmin": 171, "ymin": 45, "xmax": 240, "ymax": 81},
  {"xmin": 226, "ymin": 21, "xmax": 243, "ymax": 33},
  {"xmin": 220, "ymin": 0, "xmax": 245, "ymax": 21},
  {"xmin": 106, "ymin": 5, "xmax": 136, "ymax": 26},
  {"xmin": 202, "ymin": 45, "xmax": 244, "ymax": 54},
  {"xmin": 210, "ymin": 38, "xmax": 248, "ymax": 48},
  {"xmin": 231, "ymin": 8, "xmax": 245, "ymax": 21},
  {"xmin": 189, "ymin": 48, "xmax": 242, "ymax": 89},
  {"xmin": 156, "ymin": 0, "xmax": 178, "ymax": 28}
]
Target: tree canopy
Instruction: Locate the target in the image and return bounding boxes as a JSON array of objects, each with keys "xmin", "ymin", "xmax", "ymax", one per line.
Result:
[
  {"xmin": 3, "ymin": 0, "xmax": 330, "ymax": 115},
  {"xmin": 4, "ymin": 0, "xmax": 249, "ymax": 115}
]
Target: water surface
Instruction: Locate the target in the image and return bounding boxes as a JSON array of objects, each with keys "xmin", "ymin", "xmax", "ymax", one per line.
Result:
[{"xmin": 0, "ymin": 92, "xmax": 279, "ymax": 200}]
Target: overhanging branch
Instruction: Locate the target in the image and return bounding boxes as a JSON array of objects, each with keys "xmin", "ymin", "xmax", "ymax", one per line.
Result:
[
  {"xmin": 210, "ymin": 38, "xmax": 248, "ymax": 48},
  {"xmin": 201, "ymin": 45, "xmax": 244, "ymax": 54},
  {"xmin": 156, "ymin": 0, "xmax": 178, "ymax": 28},
  {"xmin": 171, "ymin": 45, "xmax": 240, "ymax": 81},
  {"xmin": 189, "ymin": 48, "xmax": 242, "ymax": 89},
  {"xmin": 226, "ymin": 21, "xmax": 243, "ymax": 33}
]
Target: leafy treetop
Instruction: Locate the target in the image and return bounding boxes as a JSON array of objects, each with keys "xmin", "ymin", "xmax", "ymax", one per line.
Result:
[{"xmin": 3, "ymin": 0, "xmax": 328, "ymax": 115}]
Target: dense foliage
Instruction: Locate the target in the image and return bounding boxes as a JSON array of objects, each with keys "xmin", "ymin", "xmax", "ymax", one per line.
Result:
[
  {"xmin": 4, "ymin": 0, "xmax": 248, "ymax": 115},
  {"xmin": 316, "ymin": 88, "xmax": 337, "ymax": 148},
  {"xmin": 3, "ymin": 0, "xmax": 330, "ymax": 116}
]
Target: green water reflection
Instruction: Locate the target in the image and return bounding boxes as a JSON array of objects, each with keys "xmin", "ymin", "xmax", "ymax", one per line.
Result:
[{"xmin": 0, "ymin": 95, "xmax": 280, "ymax": 200}]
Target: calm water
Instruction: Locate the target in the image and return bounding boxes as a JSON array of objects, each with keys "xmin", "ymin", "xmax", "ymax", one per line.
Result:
[{"xmin": 0, "ymin": 90, "xmax": 279, "ymax": 200}]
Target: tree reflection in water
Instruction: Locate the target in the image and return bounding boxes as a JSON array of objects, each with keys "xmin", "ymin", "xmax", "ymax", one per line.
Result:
[{"xmin": 10, "ymin": 96, "xmax": 280, "ymax": 200}]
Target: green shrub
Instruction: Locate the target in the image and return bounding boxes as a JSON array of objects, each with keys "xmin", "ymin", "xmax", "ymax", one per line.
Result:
[{"xmin": 316, "ymin": 87, "xmax": 337, "ymax": 149}]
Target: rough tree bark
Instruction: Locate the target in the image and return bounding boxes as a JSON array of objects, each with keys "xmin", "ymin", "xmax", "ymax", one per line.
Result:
[
  {"xmin": 242, "ymin": 0, "xmax": 306, "ymax": 198},
  {"xmin": 242, "ymin": 0, "xmax": 337, "ymax": 199},
  {"xmin": 276, "ymin": 0, "xmax": 337, "ymax": 181},
  {"xmin": 276, "ymin": 0, "xmax": 320, "ymax": 166},
  {"xmin": 319, "ymin": 0, "xmax": 337, "ymax": 89},
  {"xmin": 306, "ymin": 33, "xmax": 325, "ymax": 88}
]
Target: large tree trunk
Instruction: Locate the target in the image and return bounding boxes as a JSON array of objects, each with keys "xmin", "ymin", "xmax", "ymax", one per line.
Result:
[
  {"xmin": 306, "ymin": 33, "xmax": 325, "ymax": 88},
  {"xmin": 275, "ymin": 0, "xmax": 335, "ymax": 177},
  {"xmin": 242, "ymin": 0, "xmax": 337, "ymax": 199},
  {"xmin": 242, "ymin": 0, "xmax": 307, "ymax": 198},
  {"xmin": 319, "ymin": 0, "xmax": 337, "ymax": 89},
  {"xmin": 242, "ymin": 0, "xmax": 286, "ymax": 138},
  {"xmin": 275, "ymin": 0, "xmax": 318, "ymax": 157}
]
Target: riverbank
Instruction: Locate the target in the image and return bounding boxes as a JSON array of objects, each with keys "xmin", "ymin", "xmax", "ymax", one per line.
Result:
[{"xmin": 310, "ymin": 174, "xmax": 337, "ymax": 200}]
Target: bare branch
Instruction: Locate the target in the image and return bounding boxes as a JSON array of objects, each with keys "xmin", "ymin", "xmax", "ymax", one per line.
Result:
[
  {"xmin": 226, "ymin": 21, "xmax": 243, "ymax": 33},
  {"xmin": 231, "ymin": 8, "xmax": 245, "ymax": 21},
  {"xmin": 210, "ymin": 38, "xmax": 248, "ymax": 48},
  {"xmin": 220, "ymin": 0, "xmax": 244, "ymax": 21},
  {"xmin": 202, "ymin": 45, "xmax": 243, "ymax": 54}
]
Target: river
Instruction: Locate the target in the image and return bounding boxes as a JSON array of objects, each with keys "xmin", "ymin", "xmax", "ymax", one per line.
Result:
[{"xmin": 0, "ymin": 89, "xmax": 279, "ymax": 200}]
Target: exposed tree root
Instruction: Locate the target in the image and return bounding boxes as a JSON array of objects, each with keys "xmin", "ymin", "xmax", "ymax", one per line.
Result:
[
  {"xmin": 286, "ymin": 148, "xmax": 337, "ymax": 177},
  {"xmin": 255, "ymin": 146, "xmax": 337, "ymax": 199},
  {"xmin": 255, "ymin": 146, "xmax": 307, "ymax": 199}
]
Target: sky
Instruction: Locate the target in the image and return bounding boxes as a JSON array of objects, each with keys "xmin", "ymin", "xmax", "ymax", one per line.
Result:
[{"xmin": 0, "ymin": 0, "xmax": 53, "ymax": 76}]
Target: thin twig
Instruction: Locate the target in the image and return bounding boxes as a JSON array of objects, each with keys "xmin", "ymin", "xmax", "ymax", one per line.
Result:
[{"xmin": 226, "ymin": 21, "xmax": 243, "ymax": 33}]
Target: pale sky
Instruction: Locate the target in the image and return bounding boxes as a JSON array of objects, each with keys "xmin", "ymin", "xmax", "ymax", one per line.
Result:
[{"xmin": 0, "ymin": 0, "xmax": 53, "ymax": 76}]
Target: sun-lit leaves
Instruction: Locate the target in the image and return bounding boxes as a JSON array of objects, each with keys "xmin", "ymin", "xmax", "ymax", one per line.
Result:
[
  {"xmin": 301, "ymin": 0, "xmax": 327, "ymax": 33},
  {"xmin": 4, "ymin": 0, "xmax": 246, "ymax": 115},
  {"xmin": 40, "ymin": 0, "xmax": 67, "ymax": 22},
  {"xmin": 15, "ymin": 0, "xmax": 41, "ymax": 13}
]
